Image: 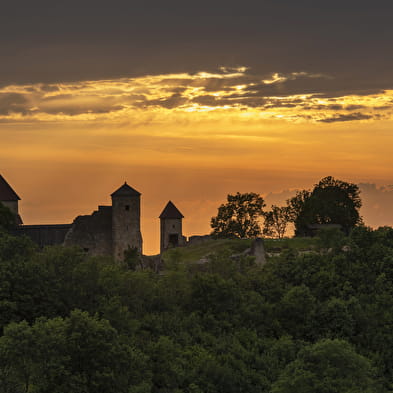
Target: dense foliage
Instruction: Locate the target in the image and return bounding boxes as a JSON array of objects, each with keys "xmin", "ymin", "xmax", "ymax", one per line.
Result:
[
  {"xmin": 262, "ymin": 205, "xmax": 291, "ymax": 239},
  {"xmin": 288, "ymin": 176, "xmax": 362, "ymax": 235},
  {"xmin": 0, "ymin": 203, "xmax": 16, "ymax": 231},
  {"xmin": 211, "ymin": 192, "xmax": 265, "ymax": 239},
  {"xmin": 1, "ymin": 226, "xmax": 393, "ymax": 392}
]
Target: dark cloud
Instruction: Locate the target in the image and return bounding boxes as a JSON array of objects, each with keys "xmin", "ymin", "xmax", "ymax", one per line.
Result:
[
  {"xmin": 345, "ymin": 105, "xmax": 366, "ymax": 111},
  {"xmin": 39, "ymin": 105, "xmax": 125, "ymax": 116},
  {"xmin": 373, "ymin": 105, "xmax": 392, "ymax": 111},
  {"xmin": 318, "ymin": 113, "xmax": 374, "ymax": 123},
  {"xmin": 243, "ymin": 75, "xmax": 390, "ymax": 100},
  {"xmin": 40, "ymin": 84, "xmax": 60, "ymax": 92},
  {"xmin": 38, "ymin": 94, "xmax": 125, "ymax": 115},
  {"xmin": 0, "ymin": 93, "xmax": 29, "ymax": 115},
  {"xmin": 139, "ymin": 93, "xmax": 188, "ymax": 109},
  {"xmin": 0, "ymin": 1, "xmax": 392, "ymax": 93},
  {"xmin": 314, "ymin": 89, "xmax": 387, "ymax": 99}
]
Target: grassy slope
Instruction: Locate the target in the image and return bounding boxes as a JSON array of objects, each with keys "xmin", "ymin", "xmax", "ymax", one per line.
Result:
[{"xmin": 162, "ymin": 237, "xmax": 318, "ymax": 264}]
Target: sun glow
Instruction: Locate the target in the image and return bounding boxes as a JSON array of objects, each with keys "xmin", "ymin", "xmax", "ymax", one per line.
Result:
[{"xmin": 2, "ymin": 67, "xmax": 393, "ymax": 253}]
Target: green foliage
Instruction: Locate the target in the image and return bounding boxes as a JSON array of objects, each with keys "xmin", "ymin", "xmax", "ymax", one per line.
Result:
[
  {"xmin": 316, "ymin": 227, "xmax": 346, "ymax": 252},
  {"xmin": 0, "ymin": 203, "xmax": 16, "ymax": 232},
  {"xmin": 1, "ymin": 227, "xmax": 393, "ymax": 391},
  {"xmin": 289, "ymin": 176, "xmax": 362, "ymax": 236},
  {"xmin": 211, "ymin": 192, "xmax": 265, "ymax": 239},
  {"xmin": 0, "ymin": 310, "xmax": 149, "ymax": 393},
  {"xmin": 124, "ymin": 246, "xmax": 142, "ymax": 270},
  {"xmin": 163, "ymin": 238, "xmax": 252, "ymax": 265},
  {"xmin": 271, "ymin": 339, "xmax": 377, "ymax": 393}
]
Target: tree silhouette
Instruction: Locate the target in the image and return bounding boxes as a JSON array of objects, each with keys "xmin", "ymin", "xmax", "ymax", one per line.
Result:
[{"xmin": 211, "ymin": 192, "xmax": 265, "ymax": 239}]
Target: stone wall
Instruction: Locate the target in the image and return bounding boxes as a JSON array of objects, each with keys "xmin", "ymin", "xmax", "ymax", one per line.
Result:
[
  {"xmin": 14, "ymin": 224, "xmax": 72, "ymax": 248},
  {"xmin": 187, "ymin": 234, "xmax": 212, "ymax": 246},
  {"xmin": 64, "ymin": 205, "xmax": 112, "ymax": 256}
]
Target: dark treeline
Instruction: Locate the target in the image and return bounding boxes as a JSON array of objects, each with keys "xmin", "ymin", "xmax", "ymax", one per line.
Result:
[{"xmin": 1, "ymin": 226, "xmax": 393, "ymax": 392}]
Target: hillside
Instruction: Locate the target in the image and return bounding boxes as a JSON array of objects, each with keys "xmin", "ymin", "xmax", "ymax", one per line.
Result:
[
  {"xmin": 1, "ymin": 226, "xmax": 392, "ymax": 392},
  {"xmin": 162, "ymin": 237, "xmax": 319, "ymax": 264}
]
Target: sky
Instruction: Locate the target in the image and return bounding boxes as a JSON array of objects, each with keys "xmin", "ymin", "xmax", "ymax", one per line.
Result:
[{"xmin": 1, "ymin": 1, "xmax": 393, "ymax": 254}]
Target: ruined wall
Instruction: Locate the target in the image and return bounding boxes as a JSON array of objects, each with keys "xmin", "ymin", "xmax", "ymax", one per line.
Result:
[
  {"xmin": 187, "ymin": 234, "xmax": 212, "ymax": 246},
  {"xmin": 14, "ymin": 224, "xmax": 72, "ymax": 248},
  {"xmin": 160, "ymin": 218, "xmax": 185, "ymax": 253},
  {"xmin": 64, "ymin": 205, "xmax": 112, "ymax": 256},
  {"xmin": 112, "ymin": 196, "xmax": 142, "ymax": 260}
]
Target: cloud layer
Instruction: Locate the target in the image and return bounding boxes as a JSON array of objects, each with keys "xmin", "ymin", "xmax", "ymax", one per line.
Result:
[{"xmin": 0, "ymin": 67, "xmax": 392, "ymax": 124}]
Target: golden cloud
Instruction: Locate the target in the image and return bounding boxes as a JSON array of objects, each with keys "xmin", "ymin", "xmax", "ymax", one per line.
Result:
[{"xmin": 0, "ymin": 67, "xmax": 391, "ymax": 125}]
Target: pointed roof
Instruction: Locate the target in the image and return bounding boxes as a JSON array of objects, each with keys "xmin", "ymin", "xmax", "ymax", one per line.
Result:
[
  {"xmin": 0, "ymin": 174, "xmax": 20, "ymax": 201},
  {"xmin": 111, "ymin": 182, "xmax": 141, "ymax": 197},
  {"xmin": 159, "ymin": 201, "xmax": 184, "ymax": 219}
]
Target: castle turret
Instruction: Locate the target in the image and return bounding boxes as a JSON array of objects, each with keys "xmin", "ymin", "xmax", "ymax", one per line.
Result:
[
  {"xmin": 111, "ymin": 182, "xmax": 142, "ymax": 260},
  {"xmin": 0, "ymin": 174, "xmax": 23, "ymax": 224},
  {"xmin": 159, "ymin": 201, "xmax": 185, "ymax": 254}
]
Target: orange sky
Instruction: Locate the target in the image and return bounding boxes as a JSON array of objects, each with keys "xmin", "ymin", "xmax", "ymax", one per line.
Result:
[{"xmin": 1, "ymin": 69, "xmax": 393, "ymax": 254}]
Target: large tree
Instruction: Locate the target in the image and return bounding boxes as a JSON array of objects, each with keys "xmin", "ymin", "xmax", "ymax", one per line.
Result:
[
  {"xmin": 0, "ymin": 203, "xmax": 16, "ymax": 231},
  {"xmin": 210, "ymin": 192, "xmax": 265, "ymax": 239},
  {"xmin": 288, "ymin": 176, "xmax": 362, "ymax": 236},
  {"xmin": 271, "ymin": 339, "xmax": 377, "ymax": 393},
  {"xmin": 263, "ymin": 205, "xmax": 292, "ymax": 239}
]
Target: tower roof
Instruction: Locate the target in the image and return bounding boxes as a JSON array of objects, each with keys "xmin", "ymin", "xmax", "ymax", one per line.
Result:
[
  {"xmin": 0, "ymin": 174, "xmax": 20, "ymax": 201},
  {"xmin": 111, "ymin": 182, "xmax": 141, "ymax": 197},
  {"xmin": 159, "ymin": 201, "xmax": 184, "ymax": 219}
]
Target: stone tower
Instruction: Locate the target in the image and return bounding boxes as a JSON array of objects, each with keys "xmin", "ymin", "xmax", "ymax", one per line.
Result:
[
  {"xmin": 159, "ymin": 201, "xmax": 185, "ymax": 254},
  {"xmin": 111, "ymin": 182, "xmax": 142, "ymax": 260},
  {"xmin": 0, "ymin": 174, "xmax": 23, "ymax": 224}
]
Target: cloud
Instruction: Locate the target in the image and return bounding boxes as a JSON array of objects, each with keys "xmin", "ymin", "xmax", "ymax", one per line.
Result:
[
  {"xmin": 0, "ymin": 67, "xmax": 391, "ymax": 124},
  {"xmin": 140, "ymin": 93, "xmax": 188, "ymax": 109},
  {"xmin": 318, "ymin": 113, "xmax": 374, "ymax": 123},
  {"xmin": 0, "ymin": 93, "xmax": 29, "ymax": 115}
]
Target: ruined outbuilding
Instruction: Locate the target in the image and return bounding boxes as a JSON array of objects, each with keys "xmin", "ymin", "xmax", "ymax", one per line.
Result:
[{"xmin": 159, "ymin": 201, "xmax": 186, "ymax": 253}]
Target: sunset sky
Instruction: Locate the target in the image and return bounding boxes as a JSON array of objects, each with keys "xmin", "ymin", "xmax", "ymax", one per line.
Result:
[{"xmin": 1, "ymin": 1, "xmax": 393, "ymax": 254}]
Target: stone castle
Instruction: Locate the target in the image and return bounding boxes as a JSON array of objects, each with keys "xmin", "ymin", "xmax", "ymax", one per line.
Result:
[{"xmin": 0, "ymin": 174, "xmax": 186, "ymax": 259}]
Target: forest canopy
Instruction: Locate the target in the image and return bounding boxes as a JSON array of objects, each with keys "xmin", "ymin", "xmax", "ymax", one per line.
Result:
[{"xmin": 1, "ymin": 224, "xmax": 393, "ymax": 392}]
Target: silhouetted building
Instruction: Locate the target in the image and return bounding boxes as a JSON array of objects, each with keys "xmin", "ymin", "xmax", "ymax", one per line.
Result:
[
  {"xmin": 64, "ymin": 182, "xmax": 143, "ymax": 260},
  {"xmin": 0, "ymin": 174, "xmax": 23, "ymax": 224},
  {"xmin": 3, "ymin": 174, "xmax": 189, "ymax": 258},
  {"xmin": 16, "ymin": 224, "xmax": 72, "ymax": 247},
  {"xmin": 159, "ymin": 201, "xmax": 186, "ymax": 253}
]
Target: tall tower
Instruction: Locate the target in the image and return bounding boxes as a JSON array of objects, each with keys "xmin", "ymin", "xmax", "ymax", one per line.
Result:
[
  {"xmin": 159, "ymin": 201, "xmax": 185, "ymax": 254},
  {"xmin": 111, "ymin": 182, "xmax": 142, "ymax": 260},
  {"xmin": 0, "ymin": 174, "xmax": 23, "ymax": 224}
]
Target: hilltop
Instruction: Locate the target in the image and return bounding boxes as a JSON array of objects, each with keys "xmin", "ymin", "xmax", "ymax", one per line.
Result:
[{"xmin": 162, "ymin": 237, "xmax": 319, "ymax": 265}]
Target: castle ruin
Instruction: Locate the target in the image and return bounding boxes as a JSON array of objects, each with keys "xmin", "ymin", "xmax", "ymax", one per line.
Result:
[{"xmin": 0, "ymin": 174, "xmax": 185, "ymax": 259}]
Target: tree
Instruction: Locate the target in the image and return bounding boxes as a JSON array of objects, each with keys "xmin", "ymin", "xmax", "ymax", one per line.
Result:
[
  {"xmin": 124, "ymin": 246, "xmax": 142, "ymax": 270},
  {"xmin": 0, "ymin": 310, "xmax": 150, "ymax": 393},
  {"xmin": 210, "ymin": 192, "xmax": 265, "ymax": 239},
  {"xmin": 263, "ymin": 205, "xmax": 291, "ymax": 239},
  {"xmin": 271, "ymin": 339, "xmax": 378, "ymax": 393},
  {"xmin": 288, "ymin": 176, "xmax": 362, "ymax": 236},
  {"xmin": 0, "ymin": 203, "xmax": 16, "ymax": 232}
]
